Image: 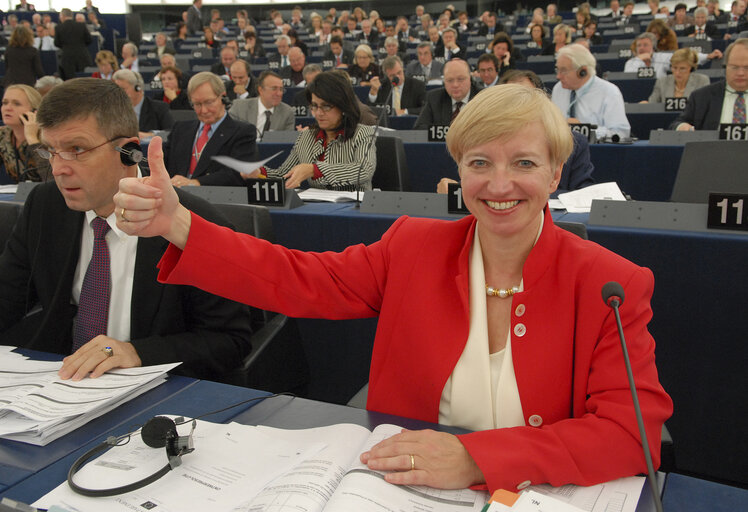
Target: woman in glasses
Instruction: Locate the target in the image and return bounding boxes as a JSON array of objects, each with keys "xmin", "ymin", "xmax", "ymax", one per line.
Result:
[
  {"xmin": 0, "ymin": 85, "xmax": 51, "ymax": 183},
  {"xmin": 257, "ymin": 71, "xmax": 376, "ymax": 191}
]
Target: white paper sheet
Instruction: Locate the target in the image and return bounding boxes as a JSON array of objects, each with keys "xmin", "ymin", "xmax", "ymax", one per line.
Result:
[
  {"xmin": 211, "ymin": 151, "xmax": 284, "ymax": 176},
  {"xmin": 557, "ymin": 182, "xmax": 627, "ymax": 213}
]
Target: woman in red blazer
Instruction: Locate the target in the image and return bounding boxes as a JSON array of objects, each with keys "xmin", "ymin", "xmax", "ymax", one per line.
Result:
[{"xmin": 114, "ymin": 85, "xmax": 672, "ymax": 494}]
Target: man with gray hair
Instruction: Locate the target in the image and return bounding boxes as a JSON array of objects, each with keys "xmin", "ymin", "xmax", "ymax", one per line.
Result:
[
  {"xmin": 368, "ymin": 56, "xmax": 426, "ymax": 115},
  {"xmin": 552, "ymin": 44, "xmax": 630, "ymax": 138},
  {"xmin": 120, "ymin": 42, "xmax": 140, "ymax": 72},
  {"xmin": 54, "ymin": 7, "xmax": 91, "ymax": 79},
  {"xmin": 685, "ymin": 6, "xmax": 720, "ymax": 38},
  {"xmin": 624, "ymin": 31, "xmax": 722, "ymax": 77},
  {"xmin": 165, "ymin": 71, "xmax": 257, "ymax": 187},
  {"xmin": 113, "ymin": 69, "xmax": 173, "ymax": 136},
  {"xmin": 405, "ymin": 42, "xmax": 444, "ymax": 81},
  {"xmin": 269, "ymin": 35, "xmax": 292, "ymax": 69},
  {"xmin": 34, "ymin": 75, "xmax": 63, "ymax": 96}
]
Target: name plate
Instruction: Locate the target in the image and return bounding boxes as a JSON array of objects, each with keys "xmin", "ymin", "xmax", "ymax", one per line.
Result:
[
  {"xmin": 149, "ymin": 80, "xmax": 163, "ymax": 90},
  {"xmin": 268, "ymin": 61, "xmax": 280, "ymax": 69},
  {"xmin": 293, "ymin": 105, "xmax": 307, "ymax": 116},
  {"xmin": 447, "ymin": 183, "xmax": 469, "ymax": 214},
  {"xmin": 147, "ymin": 52, "xmax": 156, "ymax": 59},
  {"xmin": 475, "ymin": 42, "xmax": 486, "ymax": 51},
  {"xmin": 428, "ymin": 125, "xmax": 449, "ymax": 141},
  {"xmin": 411, "ymin": 74, "xmax": 426, "ymax": 82},
  {"xmin": 624, "ymin": 25, "xmax": 635, "ymax": 33},
  {"xmin": 637, "ymin": 66, "xmax": 655, "ymax": 78},
  {"xmin": 246, "ymin": 178, "xmax": 285, "ymax": 206},
  {"xmin": 694, "ymin": 33, "xmax": 707, "ymax": 40},
  {"xmin": 322, "ymin": 59, "xmax": 334, "ymax": 68},
  {"xmin": 570, "ymin": 123, "xmax": 595, "ymax": 142},
  {"xmin": 281, "ymin": 78, "xmax": 292, "ymax": 87},
  {"xmin": 665, "ymin": 97, "xmax": 687, "ymax": 111},
  {"xmin": 618, "ymin": 48, "xmax": 632, "ymax": 58},
  {"xmin": 434, "ymin": 56, "xmax": 446, "ymax": 64},
  {"xmin": 527, "ymin": 41, "xmax": 538, "ymax": 48},
  {"xmin": 719, "ymin": 123, "xmax": 748, "ymax": 140},
  {"xmin": 707, "ymin": 193, "xmax": 748, "ymax": 231}
]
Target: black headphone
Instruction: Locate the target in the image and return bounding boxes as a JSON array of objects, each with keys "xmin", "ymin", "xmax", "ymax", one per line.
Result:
[
  {"xmin": 577, "ymin": 66, "xmax": 588, "ymax": 78},
  {"xmin": 115, "ymin": 141, "xmax": 147, "ymax": 166},
  {"xmin": 220, "ymin": 94, "xmax": 231, "ymax": 108},
  {"xmin": 68, "ymin": 416, "xmax": 196, "ymax": 497}
]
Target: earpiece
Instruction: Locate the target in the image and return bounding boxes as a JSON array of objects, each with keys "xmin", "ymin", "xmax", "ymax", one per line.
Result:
[
  {"xmin": 67, "ymin": 416, "xmax": 196, "ymax": 497},
  {"xmin": 221, "ymin": 94, "xmax": 231, "ymax": 108},
  {"xmin": 577, "ymin": 66, "xmax": 588, "ymax": 78},
  {"xmin": 115, "ymin": 141, "xmax": 146, "ymax": 166},
  {"xmin": 134, "ymin": 83, "xmax": 142, "ymax": 92}
]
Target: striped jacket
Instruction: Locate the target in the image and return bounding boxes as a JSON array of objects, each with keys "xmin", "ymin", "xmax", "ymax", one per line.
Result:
[{"xmin": 266, "ymin": 124, "xmax": 377, "ymax": 191}]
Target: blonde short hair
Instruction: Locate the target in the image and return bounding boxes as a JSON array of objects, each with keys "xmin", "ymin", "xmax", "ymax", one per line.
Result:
[
  {"xmin": 187, "ymin": 71, "xmax": 226, "ymax": 97},
  {"xmin": 354, "ymin": 44, "xmax": 374, "ymax": 59},
  {"xmin": 670, "ymin": 47, "xmax": 698, "ymax": 70},
  {"xmin": 446, "ymin": 84, "xmax": 573, "ymax": 168},
  {"xmin": 5, "ymin": 84, "xmax": 42, "ymax": 110}
]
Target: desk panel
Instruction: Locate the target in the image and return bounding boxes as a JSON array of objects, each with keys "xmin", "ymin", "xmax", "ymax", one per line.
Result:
[
  {"xmin": 259, "ymin": 142, "xmax": 683, "ymax": 201},
  {"xmin": 662, "ymin": 474, "xmax": 748, "ymax": 511},
  {"xmin": 0, "ymin": 381, "xmax": 269, "ymax": 505}
]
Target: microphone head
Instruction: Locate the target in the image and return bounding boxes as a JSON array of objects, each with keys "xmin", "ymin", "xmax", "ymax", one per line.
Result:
[
  {"xmin": 390, "ymin": 75, "xmax": 400, "ymax": 86},
  {"xmin": 601, "ymin": 281, "xmax": 625, "ymax": 307}
]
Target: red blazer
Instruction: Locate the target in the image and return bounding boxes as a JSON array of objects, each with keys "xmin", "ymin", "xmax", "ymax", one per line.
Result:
[{"xmin": 158, "ymin": 208, "xmax": 672, "ymax": 493}]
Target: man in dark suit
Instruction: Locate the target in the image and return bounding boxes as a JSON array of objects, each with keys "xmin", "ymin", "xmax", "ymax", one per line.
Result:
[
  {"xmin": 324, "ymin": 35, "xmax": 355, "ymax": 68},
  {"xmin": 368, "ymin": 56, "xmax": 426, "ymax": 116},
  {"xmin": 267, "ymin": 35, "xmax": 291, "ymax": 70},
  {"xmin": 226, "ymin": 59, "xmax": 258, "ymax": 100},
  {"xmin": 210, "ymin": 46, "xmax": 237, "ymax": 78},
  {"xmin": 187, "ymin": 0, "xmax": 203, "ymax": 35},
  {"xmin": 113, "ymin": 69, "xmax": 174, "ymax": 136},
  {"xmin": 684, "ymin": 7, "xmax": 721, "ymax": 38},
  {"xmin": 414, "ymin": 59, "xmax": 481, "ymax": 129},
  {"xmin": 357, "ymin": 19, "xmax": 379, "ymax": 48},
  {"xmin": 279, "ymin": 47, "xmax": 306, "ymax": 86},
  {"xmin": 434, "ymin": 28, "xmax": 466, "ymax": 61},
  {"xmin": 477, "ymin": 12, "xmax": 504, "ymax": 37},
  {"xmin": 166, "ymin": 72, "xmax": 258, "ymax": 187},
  {"xmin": 672, "ymin": 39, "xmax": 748, "ymax": 130},
  {"xmin": 0, "ymin": 78, "xmax": 252, "ymax": 381},
  {"xmin": 54, "ymin": 7, "xmax": 92, "ymax": 80}
]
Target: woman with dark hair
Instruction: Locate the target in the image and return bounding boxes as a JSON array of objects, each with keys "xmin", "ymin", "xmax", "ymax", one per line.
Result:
[
  {"xmin": 2, "ymin": 26, "xmax": 44, "ymax": 87},
  {"xmin": 243, "ymin": 30, "xmax": 265, "ymax": 61},
  {"xmin": 287, "ymin": 28, "xmax": 308, "ymax": 56},
  {"xmin": 258, "ymin": 71, "xmax": 376, "ymax": 191},
  {"xmin": 159, "ymin": 66, "xmax": 191, "ymax": 110},
  {"xmin": 173, "ymin": 22, "xmax": 188, "ymax": 50},
  {"xmin": 528, "ymin": 23, "xmax": 547, "ymax": 49},
  {"xmin": 203, "ymin": 26, "xmax": 219, "ymax": 49},
  {"xmin": 488, "ymin": 32, "xmax": 520, "ymax": 77}
]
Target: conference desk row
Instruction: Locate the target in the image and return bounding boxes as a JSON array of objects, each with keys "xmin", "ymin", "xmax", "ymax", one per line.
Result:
[
  {"xmin": 1, "ymin": 373, "xmax": 746, "ymax": 511},
  {"xmin": 259, "ymin": 140, "xmax": 685, "ymax": 202},
  {"xmin": 263, "ymin": 202, "xmax": 748, "ymax": 488}
]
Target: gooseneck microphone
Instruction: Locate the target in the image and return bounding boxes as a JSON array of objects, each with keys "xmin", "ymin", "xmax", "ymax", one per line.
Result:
[
  {"xmin": 601, "ymin": 281, "xmax": 664, "ymax": 512},
  {"xmin": 354, "ymin": 75, "xmax": 400, "ymax": 208}
]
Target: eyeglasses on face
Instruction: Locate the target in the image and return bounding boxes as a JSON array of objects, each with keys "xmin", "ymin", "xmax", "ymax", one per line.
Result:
[
  {"xmin": 190, "ymin": 96, "xmax": 221, "ymax": 110},
  {"xmin": 309, "ymin": 102, "xmax": 335, "ymax": 113},
  {"xmin": 36, "ymin": 137, "xmax": 120, "ymax": 161}
]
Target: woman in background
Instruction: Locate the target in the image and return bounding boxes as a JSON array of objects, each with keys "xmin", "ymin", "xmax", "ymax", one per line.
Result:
[
  {"xmin": 0, "ymin": 85, "xmax": 51, "ymax": 183},
  {"xmin": 348, "ymin": 44, "xmax": 380, "ymax": 86},
  {"xmin": 2, "ymin": 26, "xmax": 44, "ymax": 87},
  {"xmin": 91, "ymin": 50, "xmax": 118, "ymax": 79},
  {"xmin": 159, "ymin": 66, "xmax": 191, "ymax": 110},
  {"xmin": 528, "ymin": 23, "xmax": 548, "ymax": 49},
  {"xmin": 647, "ymin": 48, "xmax": 710, "ymax": 102},
  {"xmin": 542, "ymin": 24, "xmax": 573, "ymax": 55}
]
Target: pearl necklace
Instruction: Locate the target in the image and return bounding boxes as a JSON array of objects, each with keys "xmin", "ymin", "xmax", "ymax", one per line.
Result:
[{"xmin": 485, "ymin": 284, "xmax": 520, "ymax": 298}]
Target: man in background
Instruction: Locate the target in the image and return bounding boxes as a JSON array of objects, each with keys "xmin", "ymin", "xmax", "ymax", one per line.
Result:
[
  {"xmin": 229, "ymin": 70, "xmax": 295, "ymax": 139},
  {"xmin": 55, "ymin": 8, "xmax": 91, "ymax": 79}
]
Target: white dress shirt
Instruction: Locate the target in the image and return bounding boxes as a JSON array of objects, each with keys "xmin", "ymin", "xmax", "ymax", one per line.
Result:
[{"xmin": 551, "ymin": 76, "xmax": 631, "ymax": 138}]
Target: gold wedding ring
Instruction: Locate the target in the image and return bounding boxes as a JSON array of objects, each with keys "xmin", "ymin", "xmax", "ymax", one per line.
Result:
[
  {"xmin": 102, "ymin": 346, "xmax": 114, "ymax": 357},
  {"xmin": 409, "ymin": 454, "xmax": 415, "ymax": 471},
  {"xmin": 120, "ymin": 208, "xmax": 129, "ymax": 222}
]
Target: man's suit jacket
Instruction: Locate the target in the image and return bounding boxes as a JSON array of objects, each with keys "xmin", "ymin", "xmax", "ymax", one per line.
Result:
[
  {"xmin": 164, "ymin": 115, "xmax": 258, "ymax": 186},
  {"xmin": 210, "ymin": 62, "xmax": 230, "ymax": 76},
  {"xmin": 0, "ymin": 183, "xmax": 253, "ymax": 380},
  {"xmin": 554, "ymin": 131, "xmax": 595, "ymax": 195},
  {"xmin": 54, "ymin": 19, "xmax": 92, "ymax": 80},
  {"xmin": 225, "ymin": 78, "xmax": 259, "ymax": 100},
  {"xmin": 683, "ymin": 22, "xmax": 720, "ymax": 38},
  {"xmin": 368, "ymin": 76, "xmax": 427, "ymax": 115},
  {"xmin": 434, "ymin": 43, "xmax": 467, "ymax": 61},
  {"xmin": 186, "ymin": 4, "xmax": 203, "ymax": 35},
  {"xmin": 405, "ymin": 59, "xmax": 444, "ymax": 81},
  {"xmin": 413, "ymin": 83, "xmax": 482, "ymax": 129},
  {"xmin": 228, "ymin": 97, "xmax": 296, "ymax": 134},
  {"xmin": 358, "ymin": 29, "xmax": 379, "ymax": 48},
  {"xmin": 139, "ymin": 96, "xmax": 174, "ymax": 132},
  {"xmin": 671, "ymin": 80, "xmax": 727, "ymax": 130},
  {"xmin": 323, "ymin": 48, "xmax": 355, "ymax": 67}
]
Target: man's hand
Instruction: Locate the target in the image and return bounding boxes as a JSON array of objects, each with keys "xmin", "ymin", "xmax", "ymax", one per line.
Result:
[
  {"xmin": 676, "ymin": 122, "xmax": 695, "ymax": 131},
  {"xmin": 360, "ymin": 429, "xmax": 484, "ymax": 490},
  {"xmin": 234, "ymin": 83, "xmax": 247, "ymax": 96},
  {"xmin": 283, "ymin": 163, "xmax": 315, "ymax": 189},
  {"xmin": 369, "ymin": 76, "xmax": 381, "ymax": 95},
  {"xmin": 59, "ymin": 336, "xmax": 142, "ymax": 381},
  {"xmin": 436, "ymin": 177, "xmax": 458, "ymax": 194},
  {"xmin": 171, "ymin": 175, "xmax": 200, "ymax": 187}
]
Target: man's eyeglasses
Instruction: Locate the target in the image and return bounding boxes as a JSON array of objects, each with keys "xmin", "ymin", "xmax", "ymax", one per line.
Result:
[
  {"xmin": 36, "ymin": 137, "xmax": 119, "ymax": 161},
  {"xmin": 309, "ymin": 102, "xmax": 335, "ymax": 113},
  {"xmin": 262, "ymin": 86, "xmax": 285, "ymax": 93},
  {"xmin": 190, "ymin": 96, "xmax": 221, "ymax": 110},
  {"xmin": 726, "ymin": 64, "xmax": 748, "ymax": 73}
]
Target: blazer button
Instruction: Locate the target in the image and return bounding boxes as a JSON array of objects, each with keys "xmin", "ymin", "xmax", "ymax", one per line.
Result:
[
  {"xmin": 517, "ymin": 480, "xmax": 532, "ymax": 490},
  {"xmin": 528, "ymin": 414, "xmax": 543, "ymax": 427},
  {"xmin": 513, "ymin": 323, "xmax": 526, "ymax": 337},
  {"xmin": 515, "ymin": 304, "xmax": 526, "ymax": 317}
]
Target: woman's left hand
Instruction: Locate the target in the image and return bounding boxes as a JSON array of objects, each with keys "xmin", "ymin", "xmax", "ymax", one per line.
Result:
[
  {"xmin": 360, "ymin": 429, "xmax": 484, "ymax": 489},
  {"xmin": 19, "ymin": 110, "xmax": 40, "ymax": 144},
  {"xmin": 283, "ymin": 163, "xmax": 315, "ymax": 189}
]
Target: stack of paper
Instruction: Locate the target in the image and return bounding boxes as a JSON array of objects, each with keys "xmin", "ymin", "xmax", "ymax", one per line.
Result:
[{"xmin": 0, "ymin": 350, "xmax": 179, "ymax": 446}]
